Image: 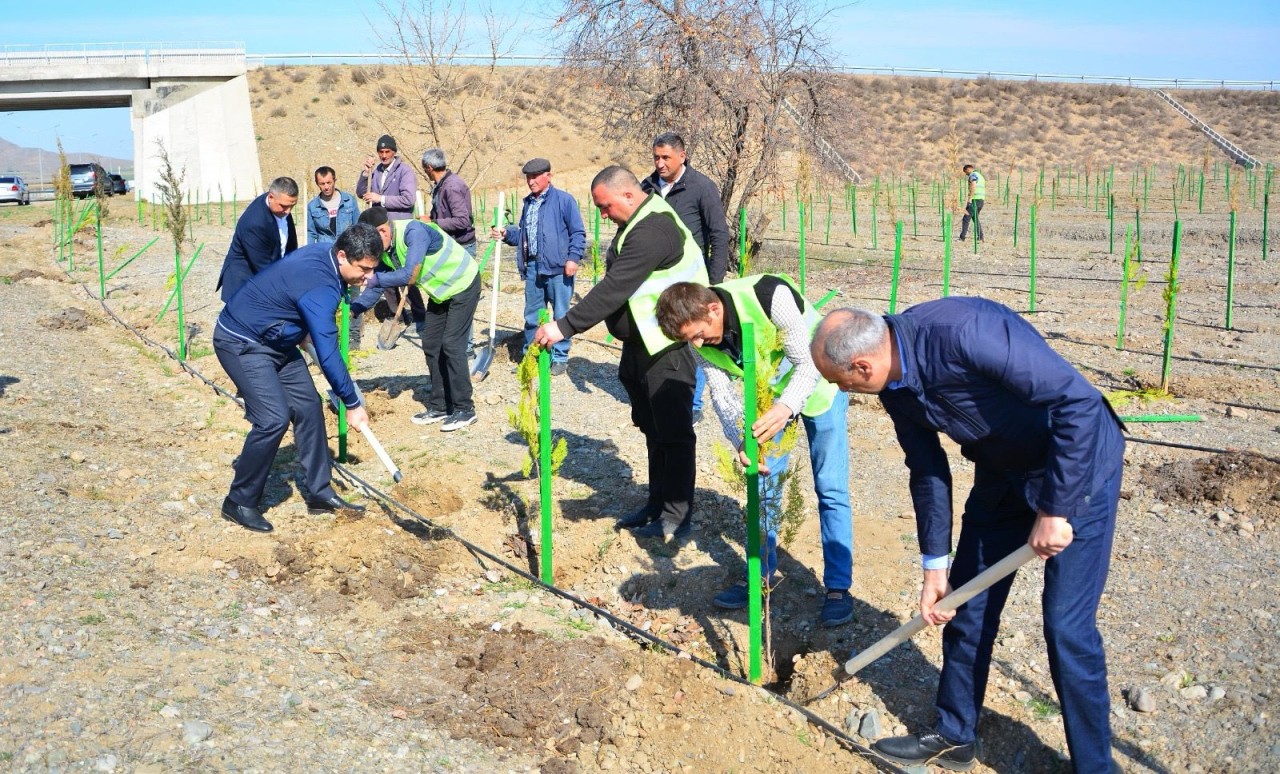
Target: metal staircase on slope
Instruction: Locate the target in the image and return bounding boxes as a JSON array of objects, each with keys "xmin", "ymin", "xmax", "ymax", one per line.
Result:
[
  {"xmin": 780, "ymin": 99, "xmax": 862, "ymax": 184},
  {"xmin": 1151, "ymin": 89, "xmax": 1260, "ymax": 168}
]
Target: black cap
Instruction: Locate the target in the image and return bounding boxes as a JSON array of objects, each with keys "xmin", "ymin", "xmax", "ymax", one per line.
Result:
[
  {"xmin": 521, "ymin": 158, "xmax": 551, "ymax": 176},
  {"xmin": 377, "ymin": 134, "xmax": 397, "ymax": 152},
  {"xmin": 358, "ymin": 207, "xmax": 389, "ymax": 227}
]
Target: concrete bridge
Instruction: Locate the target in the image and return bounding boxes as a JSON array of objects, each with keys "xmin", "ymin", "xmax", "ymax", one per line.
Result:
[{"xmin": 0, "ymin": 44, "xmax": 262, "ymax": 202}]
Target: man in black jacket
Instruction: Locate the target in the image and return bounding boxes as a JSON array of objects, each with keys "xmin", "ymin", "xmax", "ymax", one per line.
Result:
[
  {"xmin": 534, "ymin": 166, "xmax": 708, "ymax": 541},
  {"xmin": 640, "ymin": 133, "xmax": 730, "ymax": 423},
  {"xmin": 216, "ymin": 177, "xmax": 299, "ymax": 302}
]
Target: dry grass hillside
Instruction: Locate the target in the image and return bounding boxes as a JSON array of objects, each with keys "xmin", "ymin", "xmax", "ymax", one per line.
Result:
[{"xmin": 247, "ymin": 65, "xmax": 1275, "ymax": 202}]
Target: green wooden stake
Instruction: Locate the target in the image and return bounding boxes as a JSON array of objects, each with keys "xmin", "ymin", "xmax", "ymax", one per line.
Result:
[
  {"xmin": 151, "ymin": 195, "xmax": 157, "ymax": 231},
  {"xmin": 781, "ymin": 200, "xmax": 786, "ymax": 231},
  {"xmin": 889, "ymin": 221, "xmax": 903, "ymax": 313},
  {"xmin": 96, "ymin": 203, "xmax": 106, "ymax": 298},
  {"xmin": 95, "ymin": 201, "xmax": 104, "ymax": 285},
  {"xmin": 1135, "ymin": 209, "xmax": 1143, "ymax": 262},
  {"xmin": 137, "ymin": 196, "xmax": 143, "ymax": 226},
  {"xmin": 1028, "ymin": 216, "xmax": 1038, "ymax": 313},
  {"xmin": 798, "ymin": 201, "xmax": 807, "ymax": 295},
  {"xmin": 1226, "ymin": 210, "xmax": 1237, "ymax": 330},
  {"xmin": 1013, "ymin": 194, "xmax": 1021, "ymax": 249},
  {"xmin": 1225, "ymin": 167, "xmax": 1232, "ymax": 205},
  {"xmin": 1118, "ymin": 226, "xmax": 1132, "ymax": 350},
  {"xmin": 337, "ymin": 299, "xmax": 350, "ymax": 462},
  {"xmin": 175, "ymin": 245, "xmax": 187, "ymax": 361},
  {"xmin": 851, "ymin": 185, "xmax": 858, "ymax": 237},
  {"xmin": 910, "ymin": 185, "xmax": 918, "ymax": 237},
  {"xmin": 154, "ymin": 241, "xmax": 199, "ymax": 319},
  {"xmin": 1172, "ymin": 183, "xmax": 1179, "ymax": 220},
  {"xmin": 538, "ymin": 308, "xmax": 554, "ymax": 585},
  {"xmin": 1160, "ymin": 222, "xmax": 1183, "ymax": 392},
  {"xmin": 942, "ymin": 213, "xmax": 952, "ymax": 297},
  {"xmin": 738, "ymin": 206, "xmax": 748, "ymax": 276},
  {"xmin": 1108, "ymin": 194, "xmax": 1115, "ymax": 254},
  {"xmin": 871, "ymin": 206, "xmax": 878, "ymax": 251},
  {"xmin": 741, "ymin": 319, "xmax": 762, "ymax": 684},
  {"xmin": 1029, "ymin": 205, "xmax": 1038, "ymax": 305},
  {"xmin": 592, "ymin": 206, "xmax": 601, "ymax": 284},
  {"xmin": 1263, "ymin": 191, "xmax": 1270, "ymax": 261},
  {"xmin": 824, "ymin": 194, "xmax": 831, "ymax": 245}
]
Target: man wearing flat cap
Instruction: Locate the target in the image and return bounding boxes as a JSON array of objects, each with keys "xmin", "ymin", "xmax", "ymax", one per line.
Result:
[
  {"xmin": 356, "ymin": 134, "xmax": 425, "ymax": 338},
  {"xmin": 493, "ymin": 158, "xmax": 586, "ymax": 376}
]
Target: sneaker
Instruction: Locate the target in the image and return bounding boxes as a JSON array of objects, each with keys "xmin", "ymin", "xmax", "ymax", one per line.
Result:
[
  {"xmin": 712, "ymin": 575, "xmax": 783, "ymax": 610},
  {"xmin": 820, "ymin": 589, "xmax": 854, "ymax": 627},
  {"xmin": 440, "ymin": 409, "xmax": 478, "ymax": 432},
  {"xmin": 616, "ymin": 505, "xmax": 661, "ymax": 530},
  {"xmin": 631, "ymin": 513, "xmax": 692, "ymax": 542},
  {"xmin": 411, "ymin": 408, "xmax": 449, "ymax": 425},
  {"xmin": 872, "ymin": 732, "xmax": 976, "ymax": 772},
  {"xmin": 549, "ymin": 361, "xmax": 568, "ymax": 377}
]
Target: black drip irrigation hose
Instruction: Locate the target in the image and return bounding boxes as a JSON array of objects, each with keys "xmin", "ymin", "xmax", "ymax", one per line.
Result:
[
  {"xmin": 64, "ymin": 266, "xmax": 900, "ymax": 772},
  {"xmin": 1123, "ymin": 435, "xmax": 1280, "ymax": 465}
]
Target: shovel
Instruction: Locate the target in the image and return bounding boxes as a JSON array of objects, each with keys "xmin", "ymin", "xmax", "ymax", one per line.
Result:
[
  {"xmin": 471, "ymin": 191, "xmax": 505, "ymax": 381},
  {"xmin": 805, "ymin": 543, "xmax": 1037, "ymax": 704},
  {"xmin": 326, "ymin": 388, "xmax": 403, "ymax": 483},
  {"xmin": 376, "ymin": 254, "xmax": 430, "ymax": 350}
]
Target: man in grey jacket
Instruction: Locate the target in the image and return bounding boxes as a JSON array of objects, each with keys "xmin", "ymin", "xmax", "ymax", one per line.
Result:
[{"xmin": 356, "ymin": 134, "xmax": 424, "ymax": 335}]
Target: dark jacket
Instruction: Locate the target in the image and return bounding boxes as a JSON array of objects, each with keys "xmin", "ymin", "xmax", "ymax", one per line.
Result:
[
  {"xmin": 217, "ymin": 192, "xmax": 298, "ymax": 302},
  {"xmin": 355, "ymin": 156, "xmax": 417, "ymax": 219},
  {"xmin": 879, "ymin": 297, "xmax": 1125, "ymax": 558},
  {"xmin": 502, "ymin": 184, "xmax": 586, "ymax": 277},
  {"xmin": 641, "ymin": 163, "xmax": 729, "ymax": 283},
  {"xmin": 429, "ymin": 171, "xmax": 475, "ymax": 245},
  {"xmin": 557, "ymin": 194, "xmax": 684, "ymax": 349},
  {"xmin": 215, "ymin": 243, "xmax": 359, "ymax": 408},
  {"xmin": 306, "ymin": 190, "xmax": 360, "ymax": 245}
]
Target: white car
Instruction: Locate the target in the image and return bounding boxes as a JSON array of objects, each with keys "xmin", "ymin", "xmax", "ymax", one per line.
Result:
[{"xmin": 0, "ymin": 175, "xmax": 30, "ymax": 206}]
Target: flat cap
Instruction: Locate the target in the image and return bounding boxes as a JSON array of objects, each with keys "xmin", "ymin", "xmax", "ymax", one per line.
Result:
[{"xmin": 521, "ymin": 157, "xmax": 551, "ymax": 176}]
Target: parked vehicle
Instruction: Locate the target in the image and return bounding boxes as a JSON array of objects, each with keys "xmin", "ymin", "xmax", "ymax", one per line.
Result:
[
  {"xmin": 0, "ymin": 175, "xmax": 30, "ymax": 206},
  {"xmin": 69, "ymin": 162, "xmax": 111, "ymax": 198},
  {"xmin": 109, "ymin": 174, "xmax": 128, "ymax": 195}
]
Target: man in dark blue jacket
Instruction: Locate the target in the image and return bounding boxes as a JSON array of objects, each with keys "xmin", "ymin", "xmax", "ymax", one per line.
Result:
[
  {"xmin": 812, "ymin": 297, "xmax": 1125, "ymax": 774},
  {"xmin": 494, "ymin": 158, "xmax": 586, "ymax": 376},
  {"xmin": 216, "ymin": 177, "xmax": 299, "ymax": 302},
  {"xmin": 213, "ymin": 224, "xmax": 383, "ymax": 533}
]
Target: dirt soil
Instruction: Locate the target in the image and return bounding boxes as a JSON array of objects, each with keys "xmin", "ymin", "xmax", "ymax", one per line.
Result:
[{"xmin": 2, "ymin": 129, "xmax": 1279, "ymax": 772}]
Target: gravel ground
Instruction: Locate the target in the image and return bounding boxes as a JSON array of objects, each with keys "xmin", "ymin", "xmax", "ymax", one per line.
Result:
[{"xmin": 1, "ymin": 188, "xmax": 1277, "ymax": 773}]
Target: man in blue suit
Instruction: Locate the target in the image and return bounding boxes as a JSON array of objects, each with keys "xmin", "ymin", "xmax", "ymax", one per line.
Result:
[
  {"xmin": 812, "ymin": 298, "xmax": 1125, "ymax": 773},
  {"xmin": 213, "ymin": 224, "xmax": 383, "ymax": 533},
  {"xmin": 216, "ymin": 177, "xmax": 299, "ymax": 302}
]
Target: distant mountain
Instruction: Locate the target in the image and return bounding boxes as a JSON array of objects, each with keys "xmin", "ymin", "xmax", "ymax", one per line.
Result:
[{"xmin": 0, "ymin": 137, "xmax": 132, "ymax": 184}]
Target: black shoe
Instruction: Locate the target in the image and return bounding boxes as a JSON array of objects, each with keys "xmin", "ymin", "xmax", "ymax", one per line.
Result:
[
  {"xmin": 632, "ymin": 514, "xmax": 692, "ymax": 542},
  {"xmin": 221, "ymin": 497, "xmax": 273, "ymax": 533},
  {"xmin": 616, "ymin": 505, "xmax": 661, "ymax": 530},
  {"xmin": 873, "ymin": 732, "xmax": 976, "ymax": 772},
  {"xmin": 305, "ymin": 494, "xmax": 367, "ymax": 515},
  {"xmin": 440, "ymin": 409, "xmax": 478, "ymax": 432}
]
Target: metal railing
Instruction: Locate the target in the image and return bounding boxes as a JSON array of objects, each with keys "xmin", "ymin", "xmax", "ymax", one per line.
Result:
[
  {"xmin": 1151, "ymin": 89, "xmax": 1260, "ymax": 168},
  {"xmin": 1, "ymin": 43, "xmax": 245, "ymax": 67},
  {"xmin": 779, "ymin": 99, "xmax": 862, "ymax": 184}
]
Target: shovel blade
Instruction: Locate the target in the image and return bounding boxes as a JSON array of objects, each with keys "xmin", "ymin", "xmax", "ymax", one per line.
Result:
[
  {"xmin": 376, "ymin": 318, "xmax": 408, "ymax": 350},
  {"xmin": 470, "ymin": 345, "xmax": 494, "ymax": 380}
]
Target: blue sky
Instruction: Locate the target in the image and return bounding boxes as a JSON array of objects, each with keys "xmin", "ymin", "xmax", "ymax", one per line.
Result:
[{"xmin": 3, "ymin": 0, "xmax": 1277, "ymax": 163}]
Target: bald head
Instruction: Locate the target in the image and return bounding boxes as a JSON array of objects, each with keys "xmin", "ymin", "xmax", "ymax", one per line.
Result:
[
  {"xmin": 591, "ymin": 165, "xmax": 647, "ymax": 226},
  {"xmin": 811, "ymin": 308, "xmax": 895, "ymax": 394}
]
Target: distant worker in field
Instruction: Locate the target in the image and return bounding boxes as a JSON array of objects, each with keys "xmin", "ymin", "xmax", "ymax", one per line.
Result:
[
  {"xmin": 811, "ymin": 298, "xmax": 1125, "ymax": 773},
  {"xmin": 306, "ymin": 166, "xmax": 359, "ymax": 246},
  {"xmin": 958, "ymin": 163, "xmax": 985, "ymax": 242},
  {"xmin": 349, "ymin": 207, "xmax": 482, "ymax": 432},
  {"xmin": 655, "ymin": 277, "xmax": 854, "ymax": 627},
  {"xmin": 357, "ymin": 134, "xmax": 425, "ymax": 336},
  {"xmin": 215, "ymin": 176, "xmax": 299, "ymax": 302},
  {"xmin": 213, "ymin": 224, "xmax": 383, "ymax": 533},
  {"xmin": 495, "ymin": 158, "xmax": 586, "ymax": 377},
  {"xmin": 421, "ymin": 148, "xmax": 478, "ymax": 358},
  {"xmin": 640, "ymin": 133, "xmax": 730, "ymax": 424},
  {"xmin": 534, "ymin": 166, "xmax": 707, "ymax": 541}
]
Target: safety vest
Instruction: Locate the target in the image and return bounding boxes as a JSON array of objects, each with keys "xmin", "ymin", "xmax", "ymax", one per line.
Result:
[
  {"xmin": 618, "ymin": 195, "xmax": 710, "ymax": 355},
  {"xmin": 382, "ymin": 220, "xmax": 478, "ymax": 302},
  {"xmin": 970, "ymin": 170, "xmax": 986, "ymax": 200},
  {"xmin": 696, "ymin": 275, "xmax": 838, "ymax": 418}
]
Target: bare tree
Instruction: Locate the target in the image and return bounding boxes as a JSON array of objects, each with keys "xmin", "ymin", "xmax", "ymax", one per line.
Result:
[
  {"xmin": 374, "ymin": 0, "xmax": 541, "ymax": 183},
  {"xmin": 553, "ymin": 0, "xmax": 841, "ymax": 250}
]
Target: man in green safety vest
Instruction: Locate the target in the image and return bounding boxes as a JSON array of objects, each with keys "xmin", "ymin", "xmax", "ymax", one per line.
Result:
[
  {"xmin": 349, "ymin": 207, "xmax": 482, "ymax": 432},
  {"xmin": 655, "ymin": 276, "xmax": 855, "ymax": 627},
  {"xmin": 534, "ymin": 166, "xmax": 709, "ymax": 541},
  {"xmin": 959, "ymin": 163, "xmax": 985, "ymax": 242}
]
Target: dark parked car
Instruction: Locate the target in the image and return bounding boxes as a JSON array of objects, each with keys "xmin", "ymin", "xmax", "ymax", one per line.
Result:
[
  {"xmin": 0, "ymin": 175, "xmax": 30, "ymax": 206},
  {"xmin": 109, "ymin": 174, "xmax": 128, "ymax": 195},
  {"xmin": 69, "ymin": 162, "xmax": 110, "ymax": 198}
]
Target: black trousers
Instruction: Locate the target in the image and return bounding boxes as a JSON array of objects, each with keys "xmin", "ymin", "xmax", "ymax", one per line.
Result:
[
  {"xmin": 959, "ymin": 199, "xmax": 984, "ymax": 240},
  {"xmin": 422, "ymin": 273, "xmax": 482, "ymax": 414},
  {"xmin": 214, "ymin": 329, "xmax": 335, "ymax": 508},
  {"xmin": 618, "ymin": 340, "xmax": 697, "ymax": 528}
]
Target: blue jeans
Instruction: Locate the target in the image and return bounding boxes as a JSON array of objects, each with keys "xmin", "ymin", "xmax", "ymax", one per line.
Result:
[
  {"xmin": 692, "ymin": 363, "xmax": 706, "ymax": 412},
  {"xmin": 753, "ymin": 390, "xmax": 853, "ymax": 590},
  {"xmin": 935, "ymin": 464, "xmax": 1121, "ymax": 774},
  {"xmin": 523, "ymin": 269, "xmax": 575, "ymax": 363}
]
